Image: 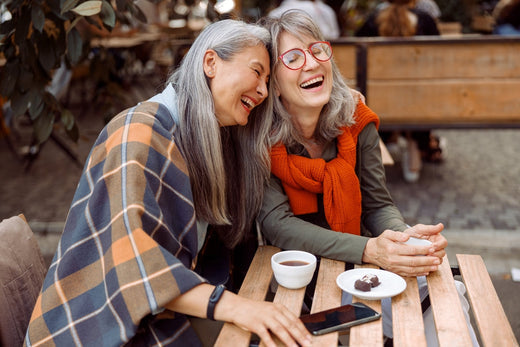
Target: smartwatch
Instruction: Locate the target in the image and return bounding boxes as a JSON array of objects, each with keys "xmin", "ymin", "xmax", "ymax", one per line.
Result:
[{"xmin": 207, "ymin": 284, "xmax": 226, "ymax": 321}]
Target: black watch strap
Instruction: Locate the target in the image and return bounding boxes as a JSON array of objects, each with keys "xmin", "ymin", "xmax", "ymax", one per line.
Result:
[{"xmin": 207, "ymin": 284, "xmax": 226, "ymax": 321}]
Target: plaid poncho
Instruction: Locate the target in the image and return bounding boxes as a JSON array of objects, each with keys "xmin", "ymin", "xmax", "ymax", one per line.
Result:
[{"xmin": 25, "ymin": 86, "xmax": 206, "ymax": 346}]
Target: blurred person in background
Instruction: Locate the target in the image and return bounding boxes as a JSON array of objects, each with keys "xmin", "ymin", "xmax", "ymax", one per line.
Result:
[
  {"xmin": 268, "ymin": 0, "xmax": 341, "ymax": 39},
  {"xmin": 493, "ymin": 0, "xmax": 520, "ymax": 35}
]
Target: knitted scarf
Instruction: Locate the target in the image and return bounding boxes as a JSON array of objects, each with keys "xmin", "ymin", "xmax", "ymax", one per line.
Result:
[{"xmin": 270, "ymin": 102, "xmax": 379, "ymax": 234}]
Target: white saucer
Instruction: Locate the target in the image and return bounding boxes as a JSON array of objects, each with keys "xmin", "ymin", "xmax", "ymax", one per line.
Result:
[{"xmin": 336, "ymin": 268, "xmax": 407, "ymax": 300}]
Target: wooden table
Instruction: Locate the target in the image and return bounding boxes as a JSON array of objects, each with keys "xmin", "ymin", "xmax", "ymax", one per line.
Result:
[{"xmin": 215, "ymin": 245, "xmax": 518, "ymax": 347}]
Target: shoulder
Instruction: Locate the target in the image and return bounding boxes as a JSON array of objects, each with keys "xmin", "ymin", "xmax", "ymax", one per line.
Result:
[
  {"xmin": 352, "ymin": 102, "xmax": 380, "ymax": 131},
  {"xmin": 88, "ymin": 101, "xmax": 184, "ymax": 171}
]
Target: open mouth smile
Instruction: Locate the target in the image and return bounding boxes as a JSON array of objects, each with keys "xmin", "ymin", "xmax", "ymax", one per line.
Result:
[
  {"xmin": 300, "ymin": 76, "xmax": 324, "ymax": 89},
  {"xmin": 241, "ymin": 96, "xmax": 257, "ymax": 112}
]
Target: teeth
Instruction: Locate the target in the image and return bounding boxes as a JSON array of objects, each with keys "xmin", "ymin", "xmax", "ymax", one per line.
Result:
[
  {"xmin": 241, "ymin": 97, "xmax": 255, "ymax": 109},
  {"xmin": 300, "ymin": 76, "xmax": 324, "ymax": 88}
]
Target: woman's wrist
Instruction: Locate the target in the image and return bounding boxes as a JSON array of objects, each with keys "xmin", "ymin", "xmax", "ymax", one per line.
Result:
[
  {"xmin": 207, "ymin": 284, "xmax": 226, "ymax": 320},
  {"xmin": 362, "ymin": 238, "xmax": 376, "ymax": 264}
]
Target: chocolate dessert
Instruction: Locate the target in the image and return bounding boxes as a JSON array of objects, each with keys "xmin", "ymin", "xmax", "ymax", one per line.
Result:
[
  {"xmin": 354, "ymin": 274, "xmax": 381, "ymax": 292},
  {"xmin": 361, "ymin": 274, "xmax": 380, "ymax": 288},
  {"xmin": 354, "ymin": 279, "xmax": 372, "ymax": 292}
]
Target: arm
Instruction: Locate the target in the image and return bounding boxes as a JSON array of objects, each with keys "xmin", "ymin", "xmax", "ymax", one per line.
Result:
[
  {"xmin": 357, "ymin": 123, "xmax": 447, "ymax": 276},
  {"xmin": 357, "ymin": 123, "xmax": 408, "ymax": 235},
  {"xmin": 165, "ymin": 283, "xmax": 312, "ymax": 347}
]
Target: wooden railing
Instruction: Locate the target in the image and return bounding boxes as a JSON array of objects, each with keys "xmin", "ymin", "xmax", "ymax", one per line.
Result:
[{"xmin": 331, "ymin": 36, "xmax": 520, "ymax": 130}]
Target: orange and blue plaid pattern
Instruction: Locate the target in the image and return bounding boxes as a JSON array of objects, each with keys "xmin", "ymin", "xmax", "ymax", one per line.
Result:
[{"xmin": 25, "ymin": 101, "xmax": 206, "ymax": 346}]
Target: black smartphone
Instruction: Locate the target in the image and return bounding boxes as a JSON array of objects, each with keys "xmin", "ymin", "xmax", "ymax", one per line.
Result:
[{"xmin": 300, "ymin": 303, "xmax": 381, "ymax": 336}]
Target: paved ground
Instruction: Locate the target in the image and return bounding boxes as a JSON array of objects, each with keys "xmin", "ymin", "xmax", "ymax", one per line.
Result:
[{"xmin": 1, "ymin": 77, "xmax": 519, "ymax": 341}]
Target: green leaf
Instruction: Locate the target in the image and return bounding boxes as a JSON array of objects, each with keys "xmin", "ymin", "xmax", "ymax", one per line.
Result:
[
  {"xmin": 61, "ymin": 0, "xmax": 81, "ymax": 15},
  {"xmin": 15, "ymin": 9, "xmax": 31, "ymax": 45},
  {"xmin": 60, "ymin": 108, "xmax": 75, "ymax": 131},
  {"xmin": 10, "ymin": 89, "xmax": 32, "ymax": 116},
  {"xmin": 66, "ymin": 28, "xmax": 83, "ymax": 65},
  {"xmin": 31, "ymin": 5, "xmax": 45, "ymax": 33},
  {"xmin": 71, "ymin": 1, "xmax": 102, "ymax": 16},
  {"xmin": 68, "ymin": 16, "xmax": 83, "ymax": 32},
  {"xmin": 127, "ymin": 1, "xmax": 147, "ymax": 23},
  {"xmin": 28, "ymin": 92, "xmax": 44, "ymax": 120},
  {"xmin": 0, "ymin": 61, "xmax": 20, "ymax": 96},
  {"xmin": 33, "ymin": 107, "xmax": 56, "ymax": 144},
  {"xmin": 100, "ymin": 0, "xmax": 116, "ymax": 29},
  {"xmin": 38, "ymin": 42, "xmax": 57, "ymax": 72},
  {"xmin": 18, "ymin": 68, "xmax": 34, "ymax": 93}
]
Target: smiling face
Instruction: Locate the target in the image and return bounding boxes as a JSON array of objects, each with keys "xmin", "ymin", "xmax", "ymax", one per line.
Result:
[
  {"xmin": 204, "ymin": 44, "xmax": 270, "ymax": 126},
  {"xmin": 274, "ymin": 32, "xmax": 333, "ymax": 118}
]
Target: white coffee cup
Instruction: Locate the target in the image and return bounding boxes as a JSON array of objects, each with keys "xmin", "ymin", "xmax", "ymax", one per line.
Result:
[
  {"xmin": 404, "ymin": 237, "xmax": 432, "ymax": 247},
  {"xmin": 271, "ymin": 250, "xmax": 317, "ymax": 289}
]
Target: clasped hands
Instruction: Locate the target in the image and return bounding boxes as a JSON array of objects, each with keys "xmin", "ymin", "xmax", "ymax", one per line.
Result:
[{"xmin": 363, "ymin": 223, "xmax": 447, "ymax": 277}]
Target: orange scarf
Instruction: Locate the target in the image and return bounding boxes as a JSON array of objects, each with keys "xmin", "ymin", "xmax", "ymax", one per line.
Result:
[{"xmin": 270, "ymin": 102, "xmax": 379, "ymax": 234}]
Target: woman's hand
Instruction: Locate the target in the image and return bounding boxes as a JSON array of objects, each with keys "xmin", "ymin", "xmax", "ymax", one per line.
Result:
[
  {"xmin": 404, "ymin": 223, "xmax": 447, "ymax": 260},
  {"xmin": 217, "ymin": 292, "xmax": 312, "ymax": 347},
  {"xmin": 362, "ymin": 224, "xmax": 446, "ymax": 277},
  {"xmin": 166, "ymin": 284, "xmax": 312, "ymax": 347}
]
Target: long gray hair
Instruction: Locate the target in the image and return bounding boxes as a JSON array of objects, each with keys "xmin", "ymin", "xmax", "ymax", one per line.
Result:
[
  {"xmin": 167, "ymin": 20, "xmax": 272, "ymax": 248},
  {"xmin": 259, "ymin": 10, "xmax": 356, "ymax": 146}
]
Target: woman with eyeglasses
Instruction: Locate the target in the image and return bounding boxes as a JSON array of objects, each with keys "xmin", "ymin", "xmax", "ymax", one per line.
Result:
[
  {"xmin": 258, "ymin": 9, "xmax": 446, "ymax": 280},
  {"xmin": 257, "ymin": 11, "xmax": 481, "ymax": 345}
]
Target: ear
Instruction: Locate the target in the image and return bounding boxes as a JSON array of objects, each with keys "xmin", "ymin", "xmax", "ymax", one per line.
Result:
[{"xmin": 203, "ymin": 49, "xmax": 217, "ymax": 79}]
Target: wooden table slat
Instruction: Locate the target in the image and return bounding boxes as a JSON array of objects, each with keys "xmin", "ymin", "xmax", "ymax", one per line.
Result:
[
  {"xmin": 426, "ymin": 255, "xmax": 473, "ymax": 346},
  {"xmin": 350, "ymin": 264, "xmax": 384, "ymax": 346},
  {"xmin": 392, "ymin": 277, "xmax": 427, "ymax": 347},
  {"xmin": 310, "ymin": 258, "xmax": 345, "ymax": 346},
  {"xmin": 311, "ymin": 258, "xmax": 345, "ymax": 313},
  {"xmin": 456, "ymin": 254, "xmax": 519, "ymax": 347},
  {"xmin": 273, "ymin": 286, "xmax": 306, "ymax": 315},
  {"xmin": 214, "ymin": 245, "xmax": 280, "ymax": 347}
]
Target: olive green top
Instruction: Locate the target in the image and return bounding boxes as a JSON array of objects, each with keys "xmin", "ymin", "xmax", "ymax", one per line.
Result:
[{"xmin": 258, "ymin": 123, "xmax": 407, "ymax": 264}]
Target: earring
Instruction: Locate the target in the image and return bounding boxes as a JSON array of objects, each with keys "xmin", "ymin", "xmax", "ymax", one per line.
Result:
[{"xmin": 208, "ymin": 70, "xmax": 214, "ymax": 76}]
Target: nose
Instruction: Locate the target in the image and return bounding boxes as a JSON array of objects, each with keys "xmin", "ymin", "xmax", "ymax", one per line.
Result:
[
  {"xmin": 302, "ymin": 50, "xmax": 320, "ymax": 70},
  {"xmin": 257, "ymin": 79, "xmax": 268, "ymax": 99}
]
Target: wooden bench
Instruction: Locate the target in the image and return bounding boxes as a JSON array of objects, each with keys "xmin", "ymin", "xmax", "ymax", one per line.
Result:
[
  {"xmin": 216, "ymin": 245, "xmax": 518, "ymax": 346},
  {"xmin": 331, "ymin": 36, "xmax": 520, "ymax": 131}
]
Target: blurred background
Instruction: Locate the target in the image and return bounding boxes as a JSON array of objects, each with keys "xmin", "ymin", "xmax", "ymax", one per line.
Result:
[{"xmin": 1, "ymin": 0, "xmax": 519, "ymax": 339}]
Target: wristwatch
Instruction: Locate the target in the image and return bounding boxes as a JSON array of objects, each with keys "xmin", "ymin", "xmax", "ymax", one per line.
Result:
[{"xmin": 207, "ymin": 284, "xmax": 226, "ymax": 321}]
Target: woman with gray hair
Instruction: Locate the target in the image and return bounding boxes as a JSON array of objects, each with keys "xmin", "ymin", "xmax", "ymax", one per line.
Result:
[
  {"xmin": 25, "ymin": 19, "xmax": 311, "ymax": 347},
  {"xmin": 258, "ymin": 10, "xmax": 479, "ymax": 345},
  {"xmin": 258, "ymin": 10, "xmax": 445, "ymax": 277}
]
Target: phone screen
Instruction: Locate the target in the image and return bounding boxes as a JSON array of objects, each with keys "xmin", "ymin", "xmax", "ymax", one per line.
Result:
[{"xmin": 300, "ymin": 303, "xmax": 381, "ymax": 336}]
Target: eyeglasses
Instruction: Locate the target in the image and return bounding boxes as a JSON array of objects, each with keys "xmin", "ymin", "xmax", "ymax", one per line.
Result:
[{"xmin": 278, "ymin": 41, "xmax": 333, "ymax": 70}]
